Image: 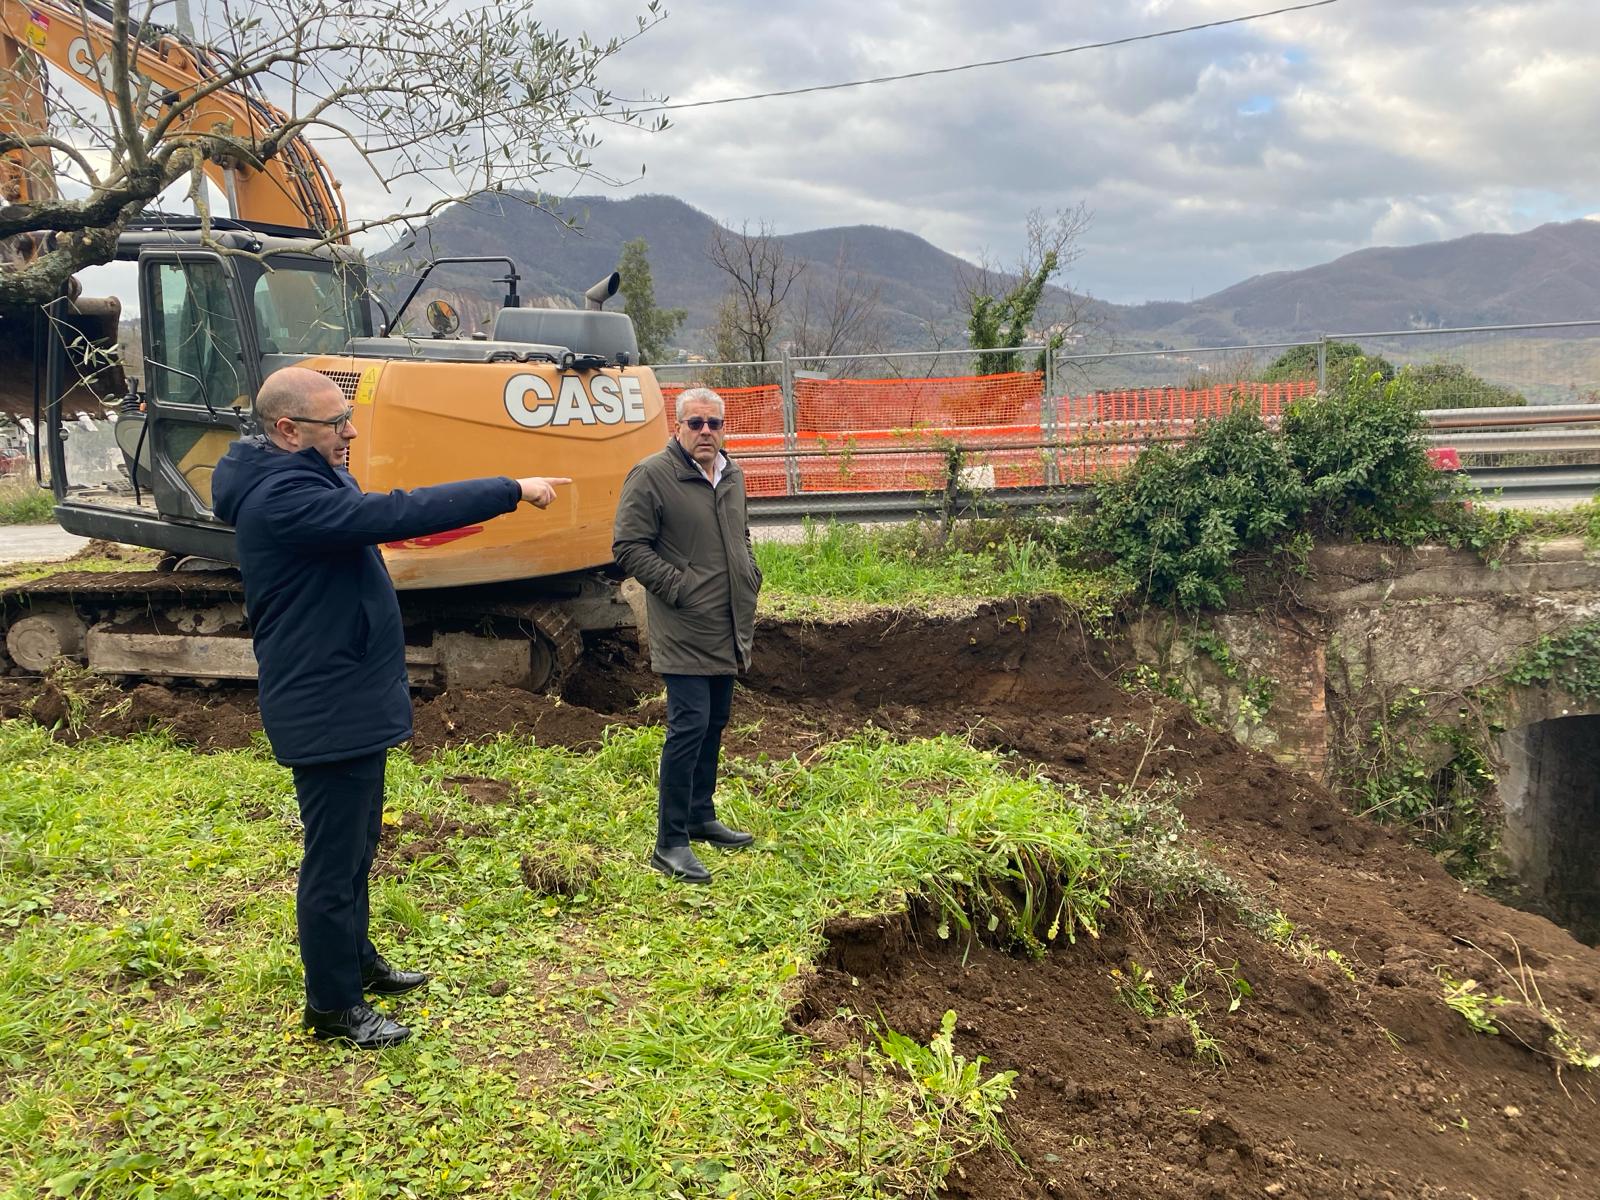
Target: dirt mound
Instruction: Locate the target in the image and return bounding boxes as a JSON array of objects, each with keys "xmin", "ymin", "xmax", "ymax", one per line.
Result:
[
  {"xmin": 67, "ymin": 539, "xmax": 161, "ymax": 565},
  {"xmin": 411, "ymin": 688, "xmax": 620, "ymax": 753},
  {"xmin": 0, "ymin": 678, "xmax": 622, "ymax": 755},
  {"xmin": 748, "ymin": 599, "xmax": 1124, "ymax": 714},
  {"xmin": 0, "ymin": 679, "xmax": 258, "ymax": 750},
  {"xmin": 795, "ymin": 903, "xmax": 1599, "ymax": 1200}
]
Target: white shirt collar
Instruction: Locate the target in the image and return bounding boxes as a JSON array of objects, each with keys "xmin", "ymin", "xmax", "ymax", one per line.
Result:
[{"xmin": 703, "ymin": 450, "xmax": 726, "ymax": 488}]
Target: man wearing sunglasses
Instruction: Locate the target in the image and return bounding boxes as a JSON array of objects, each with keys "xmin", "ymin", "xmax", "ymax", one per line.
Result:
[
  {"xmin": 613, "ymin": 386, "xmax": 762, "ymax": 885},
  {"xmin": 213, "ymin": 367, "xmax": 569, "ymax": 1049}
]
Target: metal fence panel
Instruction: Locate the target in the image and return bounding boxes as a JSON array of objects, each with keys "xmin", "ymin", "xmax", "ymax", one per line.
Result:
[{"xmin": 652, "ymin": 321, "xmax": 1600, "ymax": 499}]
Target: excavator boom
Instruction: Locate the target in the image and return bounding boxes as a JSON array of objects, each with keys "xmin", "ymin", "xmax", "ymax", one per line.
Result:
[{"xmin": 0, "ymin": 0, "xmax": 345, "ymax": 233}]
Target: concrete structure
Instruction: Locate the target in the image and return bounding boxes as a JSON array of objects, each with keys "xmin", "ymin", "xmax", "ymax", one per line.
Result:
[{"xmin": 1136, "ymin": 538, "xmax": 1600, "ymax": 940}]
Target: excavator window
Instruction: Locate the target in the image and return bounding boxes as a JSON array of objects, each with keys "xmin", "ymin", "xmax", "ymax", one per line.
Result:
[
  {"xmin": 146, "ymin": 259, "xmax": 247, "ymax": 411},
  {"xmin": 248, "ymin": 259, "xmax": 365, "ymax": 355}
]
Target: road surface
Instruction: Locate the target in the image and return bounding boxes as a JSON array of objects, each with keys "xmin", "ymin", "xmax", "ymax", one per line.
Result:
[{"xmin": 0, "ymin": 524, "xmax": 89, "ymax": 566}]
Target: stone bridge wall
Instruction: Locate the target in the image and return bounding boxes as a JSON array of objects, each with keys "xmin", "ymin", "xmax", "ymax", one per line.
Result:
[
  {"xmin": 1135, "ymin": 538, "xmax": 1600, "ymax": 784},
  {"xmin": 1132, "ymin": 537, "xmax": 1600, "ymax": 935}
]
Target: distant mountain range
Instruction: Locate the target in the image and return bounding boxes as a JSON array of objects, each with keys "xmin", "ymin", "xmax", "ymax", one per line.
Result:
[
  {"xmin": 1118, "ymin": 219, "xmax": 1600, "ymax": 344},
  {"xmin": 370, "ymin": 192, "xmax": 989, "ymax": 347},
  {"xmin": 371, "ymin": 194, "xmax": 1600, "ymax": 351}
]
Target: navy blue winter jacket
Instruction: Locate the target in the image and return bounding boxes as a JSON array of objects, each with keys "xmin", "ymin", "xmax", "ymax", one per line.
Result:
[{"xmin": 211, "ymin": 437, "xmax": 522, "ymax": 766}]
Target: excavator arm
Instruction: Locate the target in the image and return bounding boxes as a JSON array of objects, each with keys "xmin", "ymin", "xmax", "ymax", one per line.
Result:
[{"xmin": 0, "ymin": 0, "xmax": 345, "ymax": 236}]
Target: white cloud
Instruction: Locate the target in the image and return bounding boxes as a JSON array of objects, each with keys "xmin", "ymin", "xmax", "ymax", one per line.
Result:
[
  {"xmin": 66, "ymin": 0, "xmax": 1600, "ymax": 305},
  {"xmin": 511, "ymin": 0, "xmax": 1600, "ymax": 302}
]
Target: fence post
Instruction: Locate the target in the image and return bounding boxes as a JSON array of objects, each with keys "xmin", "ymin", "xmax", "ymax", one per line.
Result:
[
  {"xmin": 1316, "ymin": 335, "xmax": 1328, "ymax": 392},
  {"xmin": 780, "ymin": 352, "xmax": 800, "ymax": 496},
  {"xmin": 1041, "ymin": 346, "xmax": 1060, "ymax": 487}
]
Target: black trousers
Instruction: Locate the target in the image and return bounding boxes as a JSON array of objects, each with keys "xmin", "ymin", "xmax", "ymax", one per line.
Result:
[
  {"xmin": 291, "ymin": 750, "xmax": 387, "ymax": 1011},
  {"xmin": 657, "ymin": 674, "xmax": 735, "ymax": 849}
]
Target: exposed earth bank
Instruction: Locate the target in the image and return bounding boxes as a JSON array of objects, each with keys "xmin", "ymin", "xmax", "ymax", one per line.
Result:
[{"xmin": 3, "ymin": 599, "xmax": 1597, "ymax": 1199}]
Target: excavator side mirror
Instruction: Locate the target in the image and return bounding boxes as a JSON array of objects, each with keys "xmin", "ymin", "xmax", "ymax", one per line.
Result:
[{"xmin": 426, "ymin": 299, "xmax": 460, "ymax": 338}]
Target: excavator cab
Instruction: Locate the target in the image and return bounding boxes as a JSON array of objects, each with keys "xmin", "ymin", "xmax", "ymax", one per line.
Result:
[{"xmin": 39, "ymin": 222, "xmax": 373, "ymax": 558}]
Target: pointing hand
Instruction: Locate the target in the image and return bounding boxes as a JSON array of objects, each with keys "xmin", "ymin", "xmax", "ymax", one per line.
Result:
[{"xmin": 518, "ymin": 477, "xmax": 572, "ymax": 509}]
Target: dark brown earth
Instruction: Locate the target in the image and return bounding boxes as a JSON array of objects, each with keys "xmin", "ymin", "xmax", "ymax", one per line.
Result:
[{"xmin": 3, "ymin": 597, "xmax": 1598, "ymax": 1198}]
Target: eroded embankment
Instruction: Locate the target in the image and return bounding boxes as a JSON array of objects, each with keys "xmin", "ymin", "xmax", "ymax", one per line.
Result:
[{"xmin": 3, "ymin": 600, "xmax": 1599, "ymax": 1199}]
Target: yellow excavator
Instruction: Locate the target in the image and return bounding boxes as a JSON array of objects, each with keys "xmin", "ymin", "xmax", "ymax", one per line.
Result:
[{"xmin": 0, "ymin": 0, "xmax": 667, "ymax": 690}]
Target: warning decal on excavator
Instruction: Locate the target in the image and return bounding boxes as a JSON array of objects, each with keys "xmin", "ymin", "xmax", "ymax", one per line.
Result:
[
  {"xmin": 354, "ymin": 366, "xmax": 380, "ymax": 405},
  {"xmin": 504, "ymin": 373, "xmax": 648, "ymax": 430}
]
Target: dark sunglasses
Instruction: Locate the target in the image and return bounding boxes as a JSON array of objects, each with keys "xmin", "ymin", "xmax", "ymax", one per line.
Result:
[{"xmin": 682, "ymin": 415, "xmax": 724, "ymax": 431}]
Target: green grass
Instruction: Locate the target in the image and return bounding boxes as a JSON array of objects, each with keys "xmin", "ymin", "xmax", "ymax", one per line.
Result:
[
  {"xmin": 0, "ymin": 555, "xmax": 160, "ymax": 588},
  {"xmin": 1512, "ymin": 496, "xmax": 1600, "ymax": 548},
  {"xmin": 0, "ymin": 719, "xmax": 1221, "ymax": 1199},
  {"xmin": 0, "ymin": 477, "xmax": 54, "ymax": 525},
  {"xmin": 755, "ymin": 519, "xmax": 1128, "ymax": 619}
]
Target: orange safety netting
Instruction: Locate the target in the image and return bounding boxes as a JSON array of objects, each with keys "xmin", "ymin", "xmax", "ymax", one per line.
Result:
[
  {"xmin": 661, "ymin": 373, "xmax": 1319, "ymax": 495},
  {"xmin": 1087, "ymin": 379, "xmax": 1317, "ymax": 423},
  {"xmin": 659, "ymin": 383, "xmax": 784, "ymax": 435},
  {"xmin": 794, "ymin": 371, "xmax": 1043, "ymax": 439}
]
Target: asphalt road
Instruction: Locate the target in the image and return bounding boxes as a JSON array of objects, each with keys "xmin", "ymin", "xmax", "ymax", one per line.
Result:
[{"xmin": 0, "ymin": 524, "xmax": 89, "ymax": 566}]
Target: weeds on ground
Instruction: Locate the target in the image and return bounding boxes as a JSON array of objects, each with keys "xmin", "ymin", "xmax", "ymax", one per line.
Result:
[
  {"xmin": 1, "ymin": 721, "xmax": 1195, "ymax": 1198},
  {"xmin": 1439, "ymin": 972, "xmax": 1507, "ymax": 1036},
  {"xmin": 1440, "ymin": 940, "xmax": 1600, "ymax": 1077},
  {"xmin": 0, "ymin": 476, "xmax": 54, "ymax": 525},
  {"xmin": 1108, "ymin": 957, "xmax": 1244, "ymax": 1067},
  {"xmin": 876, "ymin": 1010, "xmax": 1018, "ymax": 1176},
  {"xmin": 754, "ymin": 517, "xmax": 1129, "ymax": 621},
  {"xmin": 1510, "ymin": 495, "xmax": 1600, "ymax": 548}
]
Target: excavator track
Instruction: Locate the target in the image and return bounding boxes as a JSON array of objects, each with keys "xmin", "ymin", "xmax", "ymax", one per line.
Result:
[{"xmin": 0, "ymin": 569, "xmax": 609, "ymax": 692}]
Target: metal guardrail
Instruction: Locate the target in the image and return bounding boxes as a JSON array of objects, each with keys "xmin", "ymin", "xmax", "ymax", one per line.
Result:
[
  {"xmin": 746, "ymin": 465, "xmax": 1600, "ymax": 525},
  {"xmin": 743, "ymin": 406, "xmax": 1600, "ymax": 524}
]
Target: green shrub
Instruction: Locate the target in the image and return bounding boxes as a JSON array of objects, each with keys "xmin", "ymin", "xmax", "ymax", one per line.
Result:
[
  {"xmin": 1283, "ymin": 366, "xmax": 1442, "ymax": 541},
  {"xmin": 1404, "ymin": 362, "xmax": 1526, "ymax": 409},
  {"xmin": 0, "ymin": 476, "xmax": 54, "ymax": 525},
  {"xmin": 1084, "ymin": 404, "xmax": 1307, "ymax": 610},
  {"xmin": 1260, "ymin": 340, "xmax": 1395, "ymax": 384},
  {"xmin": 1085, "ymin": 370, "xmax": 1522, "ymax": 611}
]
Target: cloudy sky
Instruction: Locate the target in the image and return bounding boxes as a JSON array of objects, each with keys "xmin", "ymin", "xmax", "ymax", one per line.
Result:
[{"xmin": 454, "ymin": 0, "xmax": 1600, "ymax": 304}]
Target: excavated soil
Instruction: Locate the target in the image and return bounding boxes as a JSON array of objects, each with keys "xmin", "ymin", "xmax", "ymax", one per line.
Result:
[{"xmin": 4, "ymin": 598, "xmax": 1599, "ymax": 1198}]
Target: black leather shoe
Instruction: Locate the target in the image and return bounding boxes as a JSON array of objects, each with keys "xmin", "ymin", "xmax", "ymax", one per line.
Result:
[
  {"xmin": 362, "ymin": 954, "xmax": 429, "ymax": 996},
  {"xmin": 688, "ymin": 819, "xmax": 754, "ymax": 849},
  {"xmin": 303, "ymin": 1002, "xmax": 411, "ymax": 1049},
  {"xmin": 651, "ymin": 844, "xmax": 712, "ymax": 884}
]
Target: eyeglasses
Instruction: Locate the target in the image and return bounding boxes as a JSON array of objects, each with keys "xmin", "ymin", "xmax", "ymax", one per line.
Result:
[
  {"xmin": 290, "ymin": 406, "xmax": 356, "ymax": 430},
  {"xmin": 682, "ymin": 416, "xmax": 724, "ymax": 431}
]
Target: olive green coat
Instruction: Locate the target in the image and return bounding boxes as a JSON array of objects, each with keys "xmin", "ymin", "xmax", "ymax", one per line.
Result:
[{"xmin": 612, "ymin": 441, "xmax": 762, "ymax": 676}]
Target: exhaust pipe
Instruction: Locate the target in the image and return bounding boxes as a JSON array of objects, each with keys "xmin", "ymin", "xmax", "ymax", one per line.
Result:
[{"xmin": 584, "ymin": 272, "xmax": 620, "ymax": 311}]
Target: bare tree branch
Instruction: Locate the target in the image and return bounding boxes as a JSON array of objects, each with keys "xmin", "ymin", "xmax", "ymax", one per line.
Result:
[
  {"xmin": 0, "ymin": 0, "xmax": 670, "ymax": 312},
  {"xmin": 706, "ymin": 220, "xmax": 805, "ymax": 365},
  {"xmin": 786, "ymin": 244, "xmax": 886, "ymax": 371}
]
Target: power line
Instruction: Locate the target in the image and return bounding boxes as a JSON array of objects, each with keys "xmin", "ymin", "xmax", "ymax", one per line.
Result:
[{"xmin": 637, "ymin": 0, "xmax": 1340, "ymax": 114}]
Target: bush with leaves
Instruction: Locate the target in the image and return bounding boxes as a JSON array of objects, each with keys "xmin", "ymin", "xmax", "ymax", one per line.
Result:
[
  {"xmin": 1404, "ymin": 362, "xmax": 1526, "ymax": 409},
  {"xmin": 1085, "ymin": 405, "xmax": 1307, "ymax": 610},
  {"xmin": 1084, "ymin": 371, "xmax": 1520, "ymax": 611},
  {"xmin": 1283, "ymin": 366, "xmax": 1446, "ymax": 541},
  {"xmin": 1260, "ymin": 341, "xmax": 1395, "ymax": 384}
]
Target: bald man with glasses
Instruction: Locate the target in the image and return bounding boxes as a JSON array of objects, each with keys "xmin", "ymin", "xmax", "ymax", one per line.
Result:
[
  {"xmin": 613, "ymin": 386, "xmax": 763, "ymax": 885},
  {"xmin": 213, "ymin": 367, "xmax": 568, "ymax": 1049}
]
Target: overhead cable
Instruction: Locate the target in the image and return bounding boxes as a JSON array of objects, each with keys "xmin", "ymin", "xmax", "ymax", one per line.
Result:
[{"xmin": 637, "ymin": 0, "xmax": 1340, "ymax": 113}]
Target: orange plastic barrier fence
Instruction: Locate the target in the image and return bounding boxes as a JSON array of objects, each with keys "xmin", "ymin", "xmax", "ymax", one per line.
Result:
[
  {"xmin": 659, "ymin": 383, "xmax": 784, "ymax": 435},
  {"xmin": 794, "ymin": 371, "xmax": 1043, "ymax": 437},
  {"xmin": 661, "ymin": 374, "xmax": 1320, "ymax": 494},
  {"xmin": 1088, "ymin": 380, "xmax": 1316, "ymax": 423}
]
